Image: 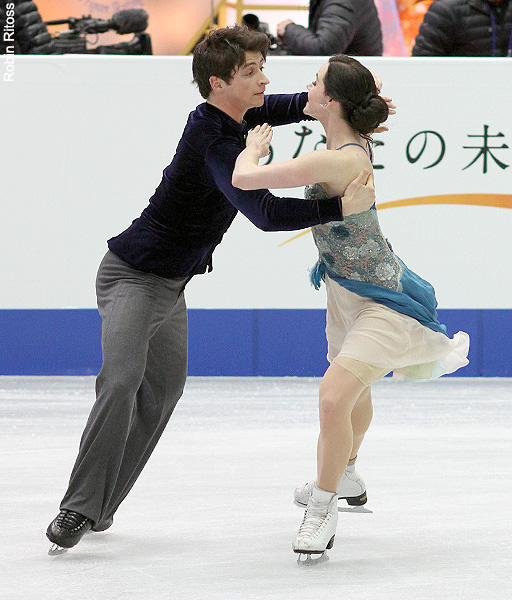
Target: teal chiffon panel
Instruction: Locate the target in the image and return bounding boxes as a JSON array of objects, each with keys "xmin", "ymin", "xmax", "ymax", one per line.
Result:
[{"xmin": 310, "ymin": 258, "xmax": 448, "ymax": 336}]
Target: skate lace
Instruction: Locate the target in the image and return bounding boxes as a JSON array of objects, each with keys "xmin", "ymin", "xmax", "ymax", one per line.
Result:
[
  {"xmin": 56, "ymin": 510, "xmax": 90, "ymax": 532},
  {"xmin": 297, "ymin": 501, "xmax": 332, "ymax": 539}
]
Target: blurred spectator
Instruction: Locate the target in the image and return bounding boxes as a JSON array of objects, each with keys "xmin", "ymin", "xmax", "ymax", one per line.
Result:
[
  {"xmin": 412, "ymin": 0, "xmax": 512, "ymax": 56},
  {"xmin": 0, "ymin": 0, "xmax": 56, "ymax": 54},
  {"xmin": 277, "ymin": 0, "xmax": 383, "ymax": 56}
]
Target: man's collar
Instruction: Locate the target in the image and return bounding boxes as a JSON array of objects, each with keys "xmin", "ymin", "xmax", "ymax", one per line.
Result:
[{"xmin": 204, "ymin": 102, "xmax": 248, "ymax": 133}]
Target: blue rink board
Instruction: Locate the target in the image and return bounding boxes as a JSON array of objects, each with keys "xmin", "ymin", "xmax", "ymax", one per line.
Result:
[{"xmin": 0, "ymin": 309, "xmax": 510, "ymax": 377}]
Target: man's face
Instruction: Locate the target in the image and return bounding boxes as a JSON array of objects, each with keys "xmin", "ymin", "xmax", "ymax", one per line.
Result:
[{"xmin": 221, "ymin": 52, "xmax": 270, "ymax": 112}]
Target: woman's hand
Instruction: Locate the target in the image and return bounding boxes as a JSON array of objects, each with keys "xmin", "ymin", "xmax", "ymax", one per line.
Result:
[
  {"xmin": 233, "ymin": 124, "xmax": 273, "ymax": 189},
  {"xmin": 246, "ymin": 123, "xmax": 273, "ymax": 159}
]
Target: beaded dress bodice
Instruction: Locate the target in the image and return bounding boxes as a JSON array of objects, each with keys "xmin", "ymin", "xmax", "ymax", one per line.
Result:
[{"xmin": 308, "ymin": 183, "xmax": 403, "ymax": 291}]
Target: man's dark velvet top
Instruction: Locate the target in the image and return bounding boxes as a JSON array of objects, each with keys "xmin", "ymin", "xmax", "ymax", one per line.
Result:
[{"xmin": 108, "ymin": 92, "xmax": 344, "ymax": 279}]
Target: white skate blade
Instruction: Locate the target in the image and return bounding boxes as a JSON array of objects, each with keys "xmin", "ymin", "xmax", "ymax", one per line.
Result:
[
  {"xmin": 296, "ymin": 552, "xmax": 329, "ymax": 566},
  {"xmin": 48, "ymin": 543, "xmax": 68, "ymax": 556},
  {"xmin": 338, "ymin": 505, "xmax": 373, "ymax": 514}
]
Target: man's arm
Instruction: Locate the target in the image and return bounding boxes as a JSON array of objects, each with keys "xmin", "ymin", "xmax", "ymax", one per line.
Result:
[
  {"xmin": 232, "ymin": 124, "xmax": 375, "ymax": 217},
  {"xmin": 282, "ymin": 0, "xmax": 356, "ymax": 55},
  {"xmin": 244, "ymin": 92, "xmax": 315, "ymax": 129},
  {"xmin": 207, "ymin": 139, "xmax": 375, "ymax": 231},
  {"xmin": 206, "ymin": 139, "xmax": 342, "ymax": 231}
]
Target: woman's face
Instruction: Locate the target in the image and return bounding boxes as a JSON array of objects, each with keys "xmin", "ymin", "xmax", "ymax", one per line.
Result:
[{"xmin": 304, "ymin": 62, "xmax": 329, "ymax": 117}]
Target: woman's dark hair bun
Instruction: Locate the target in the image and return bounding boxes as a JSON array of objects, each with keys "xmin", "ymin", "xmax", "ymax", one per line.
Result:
[
  {"xmin": 349, "ymin": 94, "xmax": 389, "ymax": 134},
  {"xmin": 324, "ymin": 55, "xmax": 389, "ymax": 138}
]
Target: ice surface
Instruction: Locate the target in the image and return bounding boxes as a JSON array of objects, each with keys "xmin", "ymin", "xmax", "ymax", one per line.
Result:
[{"xmin": 1, "ymin": 377, "xmax": 511, "ymax": 600}]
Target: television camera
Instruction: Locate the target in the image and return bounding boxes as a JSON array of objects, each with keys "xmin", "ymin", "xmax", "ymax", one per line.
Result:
[
  {"xmin": 241, "ymin": 13, "xmax": 286, "ymax": 55},
  {"xmin": 44, "ymin": 9, "xmax": 152, "ymax": 55}
]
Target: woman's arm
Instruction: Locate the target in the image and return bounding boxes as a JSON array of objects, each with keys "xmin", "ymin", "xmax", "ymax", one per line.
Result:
[
  {"xmin": 233, "ymin": 124, "xmax": 363, "ymax": 194},
  {"xmin": 232, "ymin": 124, "xmax": 375, "ymax": 217}
]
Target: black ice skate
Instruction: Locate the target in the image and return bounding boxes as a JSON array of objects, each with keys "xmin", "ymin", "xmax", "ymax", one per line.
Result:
[{"xmin": 46, "ymin": 509, "xmax": 93, "ymax": 555}]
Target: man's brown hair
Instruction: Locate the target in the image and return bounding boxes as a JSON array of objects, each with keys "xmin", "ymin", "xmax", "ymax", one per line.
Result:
[{"xmin": 192, "ymin": 25, "xmax": 270, "ymax": 99}]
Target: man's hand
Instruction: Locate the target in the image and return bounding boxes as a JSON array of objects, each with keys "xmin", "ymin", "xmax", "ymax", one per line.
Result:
[
  {"xmin": 370, "ymin": 72, "xmax": 396, "ymax": 134},
  {"xmin": 277, "ymin": 19, "xmax": 294, "ymax": 38},
  {"xmin": 382, "ymin": 96, "xmax": 396, "ymax": 115},
  {"xmin": 341, "ymin": 169, "xmax": 375, "ymax": 217},
  {"xmin": 372, "ymin": 96, "xmax": 396, "ymax": 133},
  {"xmin": 372, "ymin": 72, "xmax": 383, "ymax": 93},
  {"xmin": 246, "ymin": 123, "xmax": 273, "ymax": 159}
]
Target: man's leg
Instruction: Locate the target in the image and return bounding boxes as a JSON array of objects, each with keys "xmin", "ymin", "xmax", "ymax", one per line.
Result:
[
  {"xmin": 57, "ymin": 252, "xmax": 188, "ymax": 526},
  {"xmin": 96, "ymin": 290, "xmax": 188, "ymax": 526}
]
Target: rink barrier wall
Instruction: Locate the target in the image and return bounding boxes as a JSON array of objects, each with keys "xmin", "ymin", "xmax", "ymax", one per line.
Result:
[{"xmin": 0, "ymin": 308, "xmax": 510, "ymax": 377}]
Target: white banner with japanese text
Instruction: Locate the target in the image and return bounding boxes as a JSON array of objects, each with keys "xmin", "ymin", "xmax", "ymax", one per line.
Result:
[{"xmin": 1, "ymin": 56, "xmax": 511, "ymax": 309}]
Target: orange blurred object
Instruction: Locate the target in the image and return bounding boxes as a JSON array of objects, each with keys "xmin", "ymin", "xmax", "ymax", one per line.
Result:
[{"xmin": 396, "ymin": 0, "xmax": 433, "ymax": 55}]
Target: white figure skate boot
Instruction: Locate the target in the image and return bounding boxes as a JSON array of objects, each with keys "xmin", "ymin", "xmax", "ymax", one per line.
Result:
[
  {"xmin": 294, "ymin": 470, "xmax": 367, "ymax": 507},
  {"xmin": 293, "ymin": 485, "xmax": 338, "ymax": 564}
]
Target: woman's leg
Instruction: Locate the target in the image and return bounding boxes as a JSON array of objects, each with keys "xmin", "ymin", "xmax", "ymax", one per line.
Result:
[
  {"xmin": 294, "ymin": 364, "xmax": 371, "ymax": 555},
  {"xmin": 316, "ymin": 362, "xmax": 368, "ymax": 493},
  {"xmin": 349, "ymin": 386, "xmax": 373, "ymax": 462}
]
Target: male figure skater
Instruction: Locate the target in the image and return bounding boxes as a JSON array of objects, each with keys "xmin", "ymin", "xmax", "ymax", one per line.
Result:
[{"xmin": 46, "ymin": 25, "xmax": 376, "ymax": 553}]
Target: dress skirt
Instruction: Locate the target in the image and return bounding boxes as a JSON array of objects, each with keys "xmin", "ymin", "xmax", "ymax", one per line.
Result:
[{"xmin": 324, "ymin": 275, "xmax": 470, "ymax": 386}]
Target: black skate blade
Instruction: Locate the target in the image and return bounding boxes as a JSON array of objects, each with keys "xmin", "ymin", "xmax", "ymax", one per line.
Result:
[
  {"xmin": 296, "ymin": 552, "xmax": 329, "ymax": 566},
  {"xmin": 48, "ymin": 543, "xmax": 68, "ymax": 556},
  {"xmin": 338, "ymin": 505, "xmax": 373, "ymax": 513}
]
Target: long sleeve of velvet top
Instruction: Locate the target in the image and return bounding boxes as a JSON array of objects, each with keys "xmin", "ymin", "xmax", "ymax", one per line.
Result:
[{"xmin": 107, "ymin": 92, "xmax": 344, "ymax": 278}]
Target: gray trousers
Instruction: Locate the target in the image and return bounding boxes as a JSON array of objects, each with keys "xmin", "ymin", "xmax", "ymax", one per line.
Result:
[{"xmin": 60, "ymin": 251, "xmax": 189, "ymax": 526}]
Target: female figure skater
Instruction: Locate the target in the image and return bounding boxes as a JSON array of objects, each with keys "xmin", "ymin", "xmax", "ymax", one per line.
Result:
[{"xmin": 232, "ymin": 55, "xmax": 469, "ymax": 560}]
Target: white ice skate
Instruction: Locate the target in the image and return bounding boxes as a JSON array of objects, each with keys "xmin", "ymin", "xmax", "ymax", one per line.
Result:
[
  {"xmin": 294, "ymin": 470, "xmax": 368, "ymax": 511},
  {"xmin": 293, "ymin": 486, "xmax": 338, "ymax": 566}
]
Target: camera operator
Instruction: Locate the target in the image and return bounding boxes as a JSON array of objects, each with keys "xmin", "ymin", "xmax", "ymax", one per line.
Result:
[
  {"xmin": 276, "ymin": 0, "xmax": 383, "ymax": 56},
  {"xmin": 241, "ymin": 13, "xmax": 287, "ymax": 54}
]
